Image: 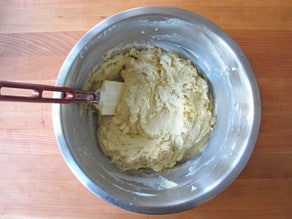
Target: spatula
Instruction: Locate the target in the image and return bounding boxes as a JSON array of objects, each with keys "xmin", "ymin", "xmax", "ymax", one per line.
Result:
[{"xmin": 0, "ymin": 80, "xmax": 123, "ymax": 115}]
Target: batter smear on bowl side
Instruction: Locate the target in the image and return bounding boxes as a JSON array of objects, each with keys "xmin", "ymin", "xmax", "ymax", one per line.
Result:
[{"xmin": 91, "ymin": 45, "xmax": 215, "ymax": 171}]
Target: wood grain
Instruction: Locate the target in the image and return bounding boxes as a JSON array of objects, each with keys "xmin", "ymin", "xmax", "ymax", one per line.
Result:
[{"xmin": 0, "ymin": 0, "xmax": 291, "ymax": 218}]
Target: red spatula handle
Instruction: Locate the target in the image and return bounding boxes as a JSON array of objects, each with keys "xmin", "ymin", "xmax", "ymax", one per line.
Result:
[{"xmin": 0, "ymin": 81, "xmax": 99, "ymax": 104}]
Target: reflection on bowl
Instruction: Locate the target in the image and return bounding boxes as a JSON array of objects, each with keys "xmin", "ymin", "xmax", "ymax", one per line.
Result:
[{"xmin": 53, "ymin": 6, "xmax": 261, "ymax": 214}]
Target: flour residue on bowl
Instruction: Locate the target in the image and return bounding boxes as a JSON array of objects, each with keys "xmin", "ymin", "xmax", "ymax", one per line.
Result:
[{"xmin": 88, "ymin": 45, "xmax": 215, "ymax": 172}]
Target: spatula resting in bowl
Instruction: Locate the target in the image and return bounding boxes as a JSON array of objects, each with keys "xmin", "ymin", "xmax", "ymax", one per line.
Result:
[{"xmin": 0, "ymin": 80, "xmax": 124, "ymax": 115}]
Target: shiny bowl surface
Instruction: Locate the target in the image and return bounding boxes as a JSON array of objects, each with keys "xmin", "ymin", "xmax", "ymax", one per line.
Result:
[{"xmin": 53, "ymin": 6, "xmax": 261, "ymax": 214}]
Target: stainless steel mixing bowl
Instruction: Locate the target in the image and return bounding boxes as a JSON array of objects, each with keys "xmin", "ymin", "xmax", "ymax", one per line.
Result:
[{"xmin": 53, "ymin": 7, "xmax": 261, "ymax": 214}]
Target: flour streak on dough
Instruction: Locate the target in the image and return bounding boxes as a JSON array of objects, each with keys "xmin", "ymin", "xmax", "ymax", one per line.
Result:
[{"xmin": 91, "ymin": 45, "xmax": 215, "ymax": 171}]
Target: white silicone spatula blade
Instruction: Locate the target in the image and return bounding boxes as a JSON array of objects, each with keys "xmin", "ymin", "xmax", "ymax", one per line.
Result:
[{"xmin": 98, "ymin": 80, "xmax": 124, "ymax": 115}]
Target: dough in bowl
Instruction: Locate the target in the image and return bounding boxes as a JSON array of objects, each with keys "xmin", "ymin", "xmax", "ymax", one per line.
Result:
[{"xmin": 90, "ymin": 45, "xmax": 215, "ymax": 171}]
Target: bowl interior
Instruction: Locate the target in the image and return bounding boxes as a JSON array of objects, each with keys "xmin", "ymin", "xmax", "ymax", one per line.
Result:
[{"xmin": 53, "ymin": 7, "xmax": 260, "ymax": 214}]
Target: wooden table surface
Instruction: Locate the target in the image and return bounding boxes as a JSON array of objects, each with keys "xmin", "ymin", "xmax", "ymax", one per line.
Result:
[{"xmin": 0, "ymin": 0, "xmax": 291, "ymax": 218}]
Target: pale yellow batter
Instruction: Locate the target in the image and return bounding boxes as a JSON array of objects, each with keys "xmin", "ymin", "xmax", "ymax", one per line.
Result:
[{"xmin": 90, "ymin": 45, "xmax": 215, "ymax": 171}]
